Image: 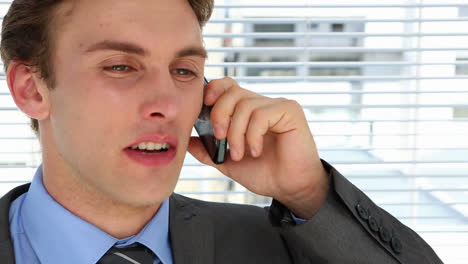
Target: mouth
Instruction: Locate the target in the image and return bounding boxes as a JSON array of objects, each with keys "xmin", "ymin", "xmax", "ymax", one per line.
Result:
[
  {"xmin": 124, "ymin": 136, "xmax": 178, "ymax": 167},
  {"xmin": 127, "ymin": 142, "xmax": 171, "ymax": 154}
]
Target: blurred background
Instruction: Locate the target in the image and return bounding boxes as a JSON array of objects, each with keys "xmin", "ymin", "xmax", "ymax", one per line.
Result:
[{"xmin": 1, "ymin": 0, "xmax": 467, "ymax": 262}]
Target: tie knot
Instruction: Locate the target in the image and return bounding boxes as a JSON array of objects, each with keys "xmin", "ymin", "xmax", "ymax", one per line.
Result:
[{"xmin": 98, "ymin": 243, "xmax": 154, "ymax": 264}]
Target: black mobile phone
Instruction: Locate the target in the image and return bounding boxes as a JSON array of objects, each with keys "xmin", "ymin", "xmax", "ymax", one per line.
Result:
[{"xmin": 193, "ymin": 78, "xmax": 227, "ymax": 164}]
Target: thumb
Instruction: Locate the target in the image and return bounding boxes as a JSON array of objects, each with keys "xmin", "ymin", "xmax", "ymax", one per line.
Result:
[
  {"xmin": 187, "ymin": 136, "xmax": 216, "ymax": 166},
  {"xmin": 187, "ymin": 137, "xmax": 229, "ymax": 174}
]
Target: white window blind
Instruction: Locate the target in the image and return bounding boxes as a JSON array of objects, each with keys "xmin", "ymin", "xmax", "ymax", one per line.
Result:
[{"xmin": 1, "ymin": 0, "xmax": 468, "ymax": 263}]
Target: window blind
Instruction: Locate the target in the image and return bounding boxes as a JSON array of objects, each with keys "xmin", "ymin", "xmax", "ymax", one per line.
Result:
[{"xmin": 1, "ymin": 0, "xmax": 468, "ymax": 263}]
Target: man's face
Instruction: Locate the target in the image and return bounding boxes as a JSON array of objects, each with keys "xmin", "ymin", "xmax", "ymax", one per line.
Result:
[{"xmin": 44, "ymin": 0, "xmax": 205, "ymax": 206}]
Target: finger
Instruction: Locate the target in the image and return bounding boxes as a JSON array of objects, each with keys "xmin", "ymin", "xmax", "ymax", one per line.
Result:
[
  {"xmin": 245, "ymin": 98, "xmax": 295, "ymax": 157},
  {"xmin": 210, "ymin": 84, "xmax": 258, "ymax": 140},
  {"xmin": 187, "ymin": 136, "xmax": 215, "ymax": 166},
  {"xmin": 204, "ymin": 77, "xmax": 236, "ymax": 106},
  {"xmin": 227, "ymin": 97, "xmax": 271, "ymax": 161}
]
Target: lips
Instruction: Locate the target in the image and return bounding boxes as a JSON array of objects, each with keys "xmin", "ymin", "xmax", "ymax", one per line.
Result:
[{"xmin": 124, "ymin": 135, "xmax": 178, "ymax": 167}]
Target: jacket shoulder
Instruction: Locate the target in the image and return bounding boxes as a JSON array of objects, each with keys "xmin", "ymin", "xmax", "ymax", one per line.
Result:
[
  {"xmin": 170, "ymin": 193, "xmax": 270, "ymax": 223},
  {"xmin": 0, "ymin": 183, "xmax": 30, "ymax": 230}
]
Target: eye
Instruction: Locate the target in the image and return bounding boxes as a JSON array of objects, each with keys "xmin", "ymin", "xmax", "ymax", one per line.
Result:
[
  {"xmin": 104, "ymin": 65, "xmax": 134, "ymax": 72},
  {"xmin": 172, "ymin": 68, "xmax": 195, "ymax": 76},
  {"xmin": 171, "ymin": 68, "xmax": 198, "ymax": 82}
]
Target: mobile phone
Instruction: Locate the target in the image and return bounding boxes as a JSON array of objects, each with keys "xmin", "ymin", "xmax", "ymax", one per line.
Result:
[{"xmin": 193, "ymin": 78, "xmax": 227, "ymax": 164}]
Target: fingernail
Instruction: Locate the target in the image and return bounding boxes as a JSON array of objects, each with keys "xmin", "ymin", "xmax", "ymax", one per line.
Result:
[{"xmin": 251, "ymin": 148, "xmax": 258, "ymax": 157}]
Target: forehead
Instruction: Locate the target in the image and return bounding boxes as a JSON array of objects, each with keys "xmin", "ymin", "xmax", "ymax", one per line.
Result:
[{"xmin": 54, "ymin": 0, "xmax": 202, "ymax": 55}]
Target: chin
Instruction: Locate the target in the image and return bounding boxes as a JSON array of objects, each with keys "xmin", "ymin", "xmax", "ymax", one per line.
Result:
[
  {"xmin": 121, "ymin": 181, "xmax": 175, "ymax": 207},
  {"xmin": 113, "ymin": 191, "xmax": 168, "ymax": 208}
]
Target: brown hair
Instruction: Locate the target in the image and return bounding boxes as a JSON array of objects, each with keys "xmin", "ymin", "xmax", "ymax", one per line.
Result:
[{"xmin": 0, "ymin": 0, "xmax": 214, "ymax": 136}]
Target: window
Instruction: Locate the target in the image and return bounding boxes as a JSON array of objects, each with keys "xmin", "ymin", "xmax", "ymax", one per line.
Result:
[
  {"xmin": 456, "ymin": 58, "xmax": 468, "ymax": 75},
  {"xmin": 253, "ymin": 23, "xmax": 295, "ymax": 47},
  {"xmin": 454, "ymin": 108, "xmax": 468, "ymax": 118},
  {"xmin": 203, "ymin": 2, "xmax": 468, "ymax": 263},
  {"xmin": 331, "ymin": 23, "xmax": 344, "ymax": 32},
  {"xmin": 308, "ymin": 23, "xmax": 318, "ymax": 30},
  {"xmin": 458, "ymin": 6, "xmax": 468, "ymax": 17}
]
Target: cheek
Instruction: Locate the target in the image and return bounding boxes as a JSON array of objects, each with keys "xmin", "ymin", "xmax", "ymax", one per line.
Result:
[
  {"xmin": 51, "ymin": 75, "xmax": 123, "ymax": 146},
  {"xmin": 182, "ymin": 90, "xmax": 204, "ymax": 128}
]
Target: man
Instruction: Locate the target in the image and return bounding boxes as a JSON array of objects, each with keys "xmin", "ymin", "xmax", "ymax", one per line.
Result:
[{"xmin": 0, "ymin": 0, "xmax": 442, "ymax": 263}]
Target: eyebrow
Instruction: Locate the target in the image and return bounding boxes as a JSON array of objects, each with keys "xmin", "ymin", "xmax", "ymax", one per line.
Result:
[
  {"xmin": 85, "ymin": 40, "xmax": 148, "ymax": 56},
  {"xmin": 175, "ymin": 46, "xmax": 208, "ymax": 59},
  {"xmin": 84, "ymin": 40, "xmax": 208, "ymax": 59}
]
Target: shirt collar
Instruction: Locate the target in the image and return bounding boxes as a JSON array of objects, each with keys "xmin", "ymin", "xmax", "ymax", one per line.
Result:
[
  {"xmin": 21, "ymin": 165, "xmax": 172, "ymax": 264},
  {"xmin": 114, "ymin": 194, "xmax": 173, "ymax": 264}
]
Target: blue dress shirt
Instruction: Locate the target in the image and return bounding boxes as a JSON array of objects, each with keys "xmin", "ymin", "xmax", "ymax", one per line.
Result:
[{"xmin": 9, "ymin": 165, "xmax": 173, "ymax": 264}]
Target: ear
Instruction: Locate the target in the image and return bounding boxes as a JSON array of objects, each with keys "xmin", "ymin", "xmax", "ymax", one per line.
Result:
[{"xmin": 6, "ymin": 61, "xmax": 50, "ymax": 121}]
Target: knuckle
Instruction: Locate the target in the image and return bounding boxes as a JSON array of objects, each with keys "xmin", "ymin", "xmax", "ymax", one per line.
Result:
[
  {"xmin": 250, "ymin": 108, "xmax": 264, "ymax": 121},
  {"xmin": 285, "ymin": 98, "xmax": 301, "ymax": 108},
  {"xmin": 222, "ymin": 76, "xmax": 237, "ymax": 89},
  {"xmin": 222, "ymin": 76, "xmax": 235, "ymax": 82},
  {"xmin": 224, "ymin": 83, "xmax": 241, "ymax": 97},
  {"xmin": 276, "ymin": 97, "xmax": 289, "ymax": 102},
  {"xmin": 221, "ymin": 76, "xmax": 237, "ymax": 87},
  {"xmin": 236, "ymin": 98, "xmax": 255, "ymax": 112},
  {"xmin": 288, "ymin": 99, "xmax": 302, "ymax": 111}
]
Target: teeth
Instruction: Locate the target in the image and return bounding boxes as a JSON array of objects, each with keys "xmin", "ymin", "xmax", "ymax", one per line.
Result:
[
  {"xmin": 130, "ymin": 142, "xmax": 169, "ymax": 151},
  {"xmin": 147, "ymin": 142, "xmax": 155, "ymax": 151}
]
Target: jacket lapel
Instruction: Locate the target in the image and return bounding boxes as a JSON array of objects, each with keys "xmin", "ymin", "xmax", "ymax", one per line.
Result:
[
  {"xmin": 0, "ymin": 183, "xmax": 31, "ymax": 263},
  {"xmin": 169, "ymin": 194, "xmax": 215, "ymax": 264}
]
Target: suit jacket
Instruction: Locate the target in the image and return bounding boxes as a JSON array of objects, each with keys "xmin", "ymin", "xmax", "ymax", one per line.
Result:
[{"xmin": 0, "ymin": 162, "xmax": 442, "ymax": 263}]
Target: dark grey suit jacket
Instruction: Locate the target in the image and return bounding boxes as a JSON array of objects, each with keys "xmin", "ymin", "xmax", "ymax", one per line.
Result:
[{"xmin": 0, "ymin": 162, "xmax": 443, "ymax": 263}]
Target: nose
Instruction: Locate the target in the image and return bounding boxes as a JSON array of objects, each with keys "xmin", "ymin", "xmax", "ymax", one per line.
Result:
[{"xmin": 139, "ymin": 72, "xmax": 180, "ymax": 121}]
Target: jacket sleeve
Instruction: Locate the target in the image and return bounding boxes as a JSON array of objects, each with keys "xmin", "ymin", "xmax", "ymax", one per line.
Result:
[{"xmin": 268, "ymin": 160, "xmax": 443, "ymax": 264}]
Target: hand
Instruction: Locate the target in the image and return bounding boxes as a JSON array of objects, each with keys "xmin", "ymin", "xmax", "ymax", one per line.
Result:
[{"xmin": 188, "ymin": 77, "xmax": 329, "ymax": 219}]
